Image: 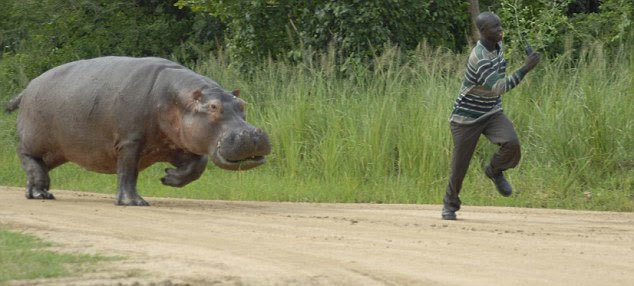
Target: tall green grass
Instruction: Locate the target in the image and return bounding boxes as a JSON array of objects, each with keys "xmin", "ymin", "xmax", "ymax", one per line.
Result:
[{"xmin": 1, "ymin": 42, "xmax": 632, "ymax": 211}]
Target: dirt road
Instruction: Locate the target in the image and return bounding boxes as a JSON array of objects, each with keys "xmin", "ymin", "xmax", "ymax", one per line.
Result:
[{"xmin": 1, "ymin": 187, "xmax": 633, "ymax": 285}]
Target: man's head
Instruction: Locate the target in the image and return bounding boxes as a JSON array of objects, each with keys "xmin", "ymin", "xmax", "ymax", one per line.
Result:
[{"xmin": 476, "ymin": 12, "xmax": 503, "ymax": 43}]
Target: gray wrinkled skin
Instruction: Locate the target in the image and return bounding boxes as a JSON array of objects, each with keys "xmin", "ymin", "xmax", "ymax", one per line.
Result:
[{"xmin": 6, "ymin": 56, "xmax": 271, "ymax": 206}]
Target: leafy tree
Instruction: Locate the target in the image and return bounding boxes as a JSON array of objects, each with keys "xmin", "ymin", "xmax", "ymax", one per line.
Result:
[
  {"xmin": 497, "ymin": 0, "xmax": 574, "ymax": 56},
  {"xmin": 175, "ymin": 0, "xmax": 471, "ymax": 63},
  {"xmin": 567, "ymin": 0, "xmax": 633, "ymax": 46},
  {"xmin": 0, "ymin": 0, "xmax": 222, "ymax": 85}
]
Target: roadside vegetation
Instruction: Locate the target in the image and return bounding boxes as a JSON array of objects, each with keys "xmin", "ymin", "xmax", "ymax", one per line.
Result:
[
  {"xmin": 1, "ymin": 40, "xmax": 631, "ymax": 211},
  {"xmin": 0, "ymin": 228, "xmax": 120, "ymax": 283},
  {"xmin": 0, "ymin": 0, "xmax": 632, "ymax": 211}
]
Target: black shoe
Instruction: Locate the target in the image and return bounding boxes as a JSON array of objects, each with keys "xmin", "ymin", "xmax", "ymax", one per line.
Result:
[
  {"xmin": 441, "ymin": 208, "xmax": 457, "ymax": 220},
  {"xmin": 485, "ymin": 165, "xmax": 512, "ymax": 197}
]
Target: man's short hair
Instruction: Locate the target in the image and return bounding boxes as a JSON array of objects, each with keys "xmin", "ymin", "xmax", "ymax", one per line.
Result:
[{"xmin": 475, "ymin": 11, "xmax": 499, "ymax": 31}]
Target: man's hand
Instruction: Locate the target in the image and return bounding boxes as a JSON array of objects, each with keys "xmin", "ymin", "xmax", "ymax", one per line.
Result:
[{"xmin": 522, "ymin": 52, "xmax": 541, "ymax": 73}]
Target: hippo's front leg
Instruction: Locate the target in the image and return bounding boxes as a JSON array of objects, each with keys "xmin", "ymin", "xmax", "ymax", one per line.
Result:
[
  {"xmin": 161, "ymin": 153, "xmax": 208, "ymax": 187},
  {"xmin": 115, "ymin": 139, "xmax": 149, "ymax": 206}
]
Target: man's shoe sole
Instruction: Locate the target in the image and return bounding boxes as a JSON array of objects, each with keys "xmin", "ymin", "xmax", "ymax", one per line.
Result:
[
  {"xmin": 485, "ymin": 166, "xmax": 512, "ymax": 197},
  {"xmin": 441, "ymin": 209, "xmax": 457, "ymax": 220},
  {"xmin": 442, "ymin": 214, "xmax": 457, "ymax": 220}
]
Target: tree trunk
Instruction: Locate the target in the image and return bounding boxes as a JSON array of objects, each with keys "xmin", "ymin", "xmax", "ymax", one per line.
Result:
[{"xmin": 468, "ymin": 0, "xmax": 480, "ymax": 44}]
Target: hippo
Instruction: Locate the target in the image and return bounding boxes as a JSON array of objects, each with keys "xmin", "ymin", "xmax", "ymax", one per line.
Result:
[{"xmin": 5, "ymin": 56, "xmax": 271, "ymax": 206}]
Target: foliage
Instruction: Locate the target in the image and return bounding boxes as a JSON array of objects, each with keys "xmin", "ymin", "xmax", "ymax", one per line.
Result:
[
  {"xmin": 497, "ymin": 0, "xmax": 633, "ymax": 58},
  {"xmin": 1, "ymin": 0, "xmax": 631, "ymax": 91},
  {"xmin": 497, "ymin": 0, "xmax": 575, "ymax": 56},
  {"xmin": 0, "ymin": 0, "xmax": 223, "ymax": 97},
  {"xmin": 1, "ymin": 42, "xmax": 632, "ymax": 211},
  {"xmin": 175, "ymin": 0, "xmax": 471, "ymax": 64},
  {"xmin": 567, "ymin": 0, "xmax": 633, "ymax": 46}
]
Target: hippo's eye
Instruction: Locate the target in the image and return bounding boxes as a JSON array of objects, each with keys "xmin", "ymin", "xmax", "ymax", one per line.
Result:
[{"xmin": 209, "ymin": 103, "xmax": 219, "ymax": 113}]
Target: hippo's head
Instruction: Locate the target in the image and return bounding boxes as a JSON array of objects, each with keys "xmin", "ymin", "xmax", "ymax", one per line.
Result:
[{"xmin": 164, "ymin": 87, "xmax": 271, "ymax": 171}]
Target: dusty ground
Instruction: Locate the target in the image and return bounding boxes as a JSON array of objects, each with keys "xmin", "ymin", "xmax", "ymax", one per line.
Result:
[{"xmin": 0, "ymin": 187, "xmax": 633, "ymax": 286}]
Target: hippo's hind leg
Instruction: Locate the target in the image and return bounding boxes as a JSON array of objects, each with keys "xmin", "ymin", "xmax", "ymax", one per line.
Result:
[
  {"xmin": 115, "ymin": 138, "xmax": 149, "ymax": 206},
  {"xmin": 19, "ymin": 153, "xmax": 55, "ymax": 200},
  {"xmin": 160, "ymin": 152, "xmax": 208, "ymax": 188}
]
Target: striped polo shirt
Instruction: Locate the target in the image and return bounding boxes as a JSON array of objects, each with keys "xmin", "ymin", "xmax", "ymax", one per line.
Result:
[{"xmin": 450, "ymin": 40, "xmax": 527, "ymax": 124}]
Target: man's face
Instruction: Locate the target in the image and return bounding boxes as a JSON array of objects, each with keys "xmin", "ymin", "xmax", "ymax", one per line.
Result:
[{"xmin": 479, "ymin": 15, "xmax": 504, "ymax": 43}]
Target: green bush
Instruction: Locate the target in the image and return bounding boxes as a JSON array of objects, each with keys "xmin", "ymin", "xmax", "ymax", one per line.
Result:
[
  {"xmin": 567, "ymin": 0, "xmax": 633, "ymax": 48},
  {"xmin": 497, "ymin": 0, "xmax": 633, "ymax": 58},
  {"xmin": 175, "ymin": 0, "xmax": 471, "ymax": 64},
  {"xmin": 0, "ymin": 0, "xmax": 223, "ymax": 101}
]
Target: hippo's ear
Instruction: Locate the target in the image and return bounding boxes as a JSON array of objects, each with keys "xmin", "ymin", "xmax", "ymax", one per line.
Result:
[
  {"xmin": 232, "ymin": 89, "xmax": 240, "ymax": 97},
  {"xmin": 178, "ymin": 89, "xmax": 206, "ymax": 112},
  {"xmin": 192, "ymin": 89, "xmax": 203, "ymax": 101}
]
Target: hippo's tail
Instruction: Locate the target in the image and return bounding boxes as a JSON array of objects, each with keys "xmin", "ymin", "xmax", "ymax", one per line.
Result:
[{"xmin": 5, "ymin": 92, "xmax": 23, "ymax": 113}]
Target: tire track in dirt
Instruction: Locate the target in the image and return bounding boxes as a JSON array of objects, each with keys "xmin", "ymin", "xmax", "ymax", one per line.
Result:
[{"xmin": 1, "ymin": 187, "xmax": 633, "ymax": 285}]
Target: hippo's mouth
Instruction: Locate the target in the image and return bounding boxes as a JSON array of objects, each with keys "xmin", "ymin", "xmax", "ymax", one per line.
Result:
[
  {"xmin": 211, "ymin": 150, "xmax": 267, "ymax": 171},
  {"xmin": 221, "ymin": 154, "xmax": 266, "ymax": 165},
  {"xmin": 210, "ymin": 128, "xmax": 271, "ymax": 171}
]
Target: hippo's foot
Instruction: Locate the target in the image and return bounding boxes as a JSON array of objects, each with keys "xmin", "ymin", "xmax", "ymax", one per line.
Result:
[
  {"xmin": 160, "ymin": 168, "xmax": 191, "ymax": 188},
  {"xmin": 115, "ymin": 192, "xmax": 149, "ymax": 206},
  {"xmin": 26, "ymin": 187, "xmax": 55, "ymax": 200}
]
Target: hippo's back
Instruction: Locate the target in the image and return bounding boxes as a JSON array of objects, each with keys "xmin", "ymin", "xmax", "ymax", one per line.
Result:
[{"xmin": 23, "ymin": 56, "xmax": 182, "ymax": 106}]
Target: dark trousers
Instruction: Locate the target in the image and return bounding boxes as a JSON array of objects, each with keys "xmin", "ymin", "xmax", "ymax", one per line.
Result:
[{"xmin": 444, "ymin": 112, "xmax": 521, "ymax": 211}]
